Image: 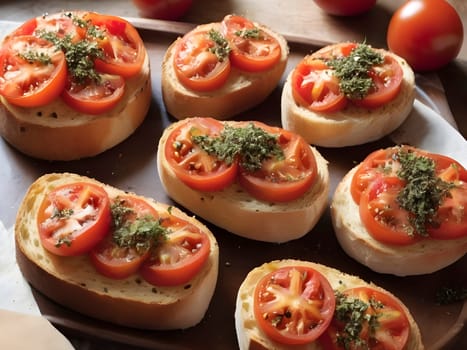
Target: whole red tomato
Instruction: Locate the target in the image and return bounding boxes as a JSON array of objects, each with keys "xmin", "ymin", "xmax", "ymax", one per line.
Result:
[
  {"xmin": 387, "ymin": 0, "xmax": 464, "ymax": 71},
  {"xmin": 132, "ymin": 0, "xmax": 193, "ymax": 21},
  {"xmin": 313, "ymin": 0, "xmax": 377, "ymax": 16}
]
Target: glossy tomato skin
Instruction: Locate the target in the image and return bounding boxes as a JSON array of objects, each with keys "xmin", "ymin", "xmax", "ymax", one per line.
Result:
[
  {"xmin": 254, "ymin": 266, "xmax": 336, "ymax": 345},
  {"xmin": 0, "ymin": 35, "xmax": 67, "ymax": 108},
  {"xmin": 140, "ymin": 215, "xmax": 211, "ymax": 286},
  {"xmin": 89, "ymin": 195, "xmax": 159, "ymax": 279},
  {"xmin": 164, "ymin": 117, "xmax": 239, "ymax": 192},
  {"xmin": 387, "ymin": 0, "xmax": 464, "ymax": 71},
  {"xmin": 37, "ymin": 182, "xmax": 112, "ymax": 256},
  {"xmin": 319, "ymin": 287, "xmax": 410, "ymax": 350},
  {"xmin": 313, "ymin": 0, "xmax": 377, "ymax": 16},
  {"xmin": 132, "ymin": 0, "xmax": 193, "ymax": 21}
]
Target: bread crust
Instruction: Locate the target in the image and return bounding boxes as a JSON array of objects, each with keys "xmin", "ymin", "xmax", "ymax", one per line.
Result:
[
  {"xmin": 161, "ymin": 19, "xmax": 289, "ymax": 120},
  {"xmin": 235, "ymin": 259, "xmax": 424, "ymax": 350},
  {"xmin": 15, "ymin": 173, "xmax": 219, "ymax": 330},
  {"xmin": 0, "ymin": 15, "xmax": 152, "ymax": 161},
  {"xmin": 331, "ymin": 166, "xmax": 467, "ymax": 276},
  {"xmin": 281, "ymin": 45, "xmax": 415, "ymax": 147},
  {"xmin": 157, "ymin": 120, "xmax": 330, "ymax": 243}
]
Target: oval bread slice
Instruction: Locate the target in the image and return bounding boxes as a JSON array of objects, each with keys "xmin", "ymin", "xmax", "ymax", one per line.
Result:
[
  {"xmin": 331, "ymin": 166, "xmax": 467, "ymax": 276},
  {"xmin": 15, "ymin": 172, "xmax": 219, "ymax": 330},
  {"xmin": 235, "ymin": 259, "xmax": 424, "ymax": 350}
]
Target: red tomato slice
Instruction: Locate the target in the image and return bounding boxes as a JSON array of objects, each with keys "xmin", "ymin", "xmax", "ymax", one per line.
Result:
[
  {"xmin": 291, "ymin": 56, "xmax": 347, "ymax": 113},
  {"xmin": 89, "ymin": 195, "xmax": 160, "ymax": 279},
  {"xmin": 353, "ymin": 53, "xmax": 403, "ymax": 109},
  {"xmin": 61, "ymin": 73, "xmax": 125, "ymax": 114},
  {"xmin": 164, "ymin": 117, "xmax": 238, "ymax": 192},
  {"xmin": 0, "ymin": 35, "xmax": 67, "ymax": 108},
  {"xmin": 320, "ymin": 287, "xmax": 410, "ymax": 350},
  {"xmin": 173, "ymin": 29, "xmax": 231, "ymax": 92},
  {"xmin": 359, "ymin": 176, "xmax": 420, "ymax": 245},
  {"xmin": 84, "ymin": 13, "xmax": 146, "ymax": 78},
  {"xmin": 254, "ymin": 266, "xmax": 336, "ymax": 345},
  {"xmin": 221, "ymin": 15, "xmax": 281, "ymax": 72},
  {"xmin": 37, "ymin": 182, "xmax": 111, "ymax": 256},
  {"xmin": 140, "ymin": 215, "xmax": 211, "ymax": 286},
  {"xmin": 238, "ymin": 123, "xmax": 317, "ymax": 202}
]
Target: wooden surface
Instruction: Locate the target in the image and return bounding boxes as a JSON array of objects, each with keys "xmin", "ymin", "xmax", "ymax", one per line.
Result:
[{"xmin": 0, "ymin": 1, "xmax": 466, "ymax": 349}]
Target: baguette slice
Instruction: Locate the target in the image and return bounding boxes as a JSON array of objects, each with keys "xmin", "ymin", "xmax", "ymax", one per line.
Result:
[
  {"xmin": 157, "ymin": 120, "xmax": 330, "ymax": 243},
  {"xmin": 235, "ymin": 259, "xmax": 424, "ymax": 350},
  {"xmin": 281, "ymin": 44, "xmax": 415, "ymax": 147},
  {"xmin": 0, "ymin": 12, "xmax": 151, "ymax": 161},
  {"xmin": 161, "ymin": 15, "xmax": 289, "ymax": 120},
  {"xmin": 15, "ymin": 173, "xmax": 219, "ymax": 330},
  {"xmin": 331, "ymin": 166, "xmax": 467, "ymax": 276}
]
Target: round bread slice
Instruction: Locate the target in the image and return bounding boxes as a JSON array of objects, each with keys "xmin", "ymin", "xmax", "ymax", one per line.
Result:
[
  {"xmin": 157, "ymin": 120, "xmax": 330, "ymax": 243},
  {"xmin": 0, "ymin": 21, "xmax": 151, "ymax": 161},
  {"xmin": 161, "ymin": 18, "xmax": 289, "ymax": 120},
  {"xmin": 15, "ymin": 172, "xmax": 219, "ymax": 330},
  {"xmin": 235, "ymin": 259, "xmax": 424, "ymax": 350},
  {"xmin": 331, "ymin": 166, "xmax": 467, "ymax": 276},
  {"xmin": 281, "ymin": 45, "xmax": 415, "ymax": 147}
]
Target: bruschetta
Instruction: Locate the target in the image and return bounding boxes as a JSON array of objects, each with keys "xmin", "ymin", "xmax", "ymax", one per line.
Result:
[
  {"xmin": 0, "ymin": 11, "xmax": 151, "ymax": 160},
  {"xmin": 331, "ymin": 145, "xmax": 467, "ymax": 276},
  {"xmin": 15, "ymin": 172, "xmax": 219, "ymax": 330},
  {"xmin": 157, "ymin": 117, "xmax": 329, "ymax": 243},
  {"xmin": 281, "ymin": 42, "xmax": 415, "ymax": 147},
  {"xmin": 161, "ymin": 14, "xmax": 289, "ymax": 120}
]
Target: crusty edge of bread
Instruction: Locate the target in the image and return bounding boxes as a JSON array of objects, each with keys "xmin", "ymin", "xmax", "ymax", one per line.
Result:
[
  {"xmin": 330, "ymin": 166, "xmax": 467, "ymax": 276},
  {"xmin": 157, "ymin": 120, "xmax": 330, "ymax": 243},
  {"xmin": 161, "ymin": 20, "xmax": 289, "ymax": 120},
  {"xmin": 281, "ymin": 49, "xmax": 416, "ymax": 147},
  {"xmin": 15, "ymin": 172, "xmax": 219, "ymax": 330},
  {"xmin": 235, "ymin": 259, "xmax": 424, "ymax": 350},
  {"xmin": 0, "ymin": 51, "xmax": 151, "ymax": 161}
]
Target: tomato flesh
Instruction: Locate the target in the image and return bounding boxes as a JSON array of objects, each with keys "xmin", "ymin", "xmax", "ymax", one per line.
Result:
[
  {"xmin": 320, "ymin": 287, "xmax": 410, "ymax": 350},
  {"xmin": 238, "ymin": 124, "xmax": 317, "ymax": 202},
  {"xmin": 140, "ymin": 216, "xmax": 211, "ymax": 286},
  {"xmin": 37, "ymin": 182, "xmax": 111, "ymax": 256},
  {"xmin": 0, "ymin": 35, "xmax": 67, "ymax": 108},
  {"xmin": 351, "ymin": 146, "xmax": 467, "ymax": 244},
  {"xmin": 254, "ymin": 266, "xmax": 335, "ymax": 345},
  {"xmin": 221, "ymin": 15, "xmax": 282, "ymax": 72},
  {"xmin": 165, "ymin": 117, "xmax": 239, "ymax": 192}
]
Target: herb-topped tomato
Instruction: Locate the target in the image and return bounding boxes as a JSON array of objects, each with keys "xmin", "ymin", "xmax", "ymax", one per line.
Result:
[
  {"xmin": 291, "ymin": 42, "xmax": 404, "ymax": 113},
  {"xmin": 164, "ymin": 117, "xmax": 239, "ymax": 192},
  {"xmin": 0, "ymin": 11, "xmax": 145, "ymax": 113},
  {"xmin": 0, "ymin": 35, "xmax": 67, "ymax": 108},
  {"xmin": 221, "ymin": 15, "xmax": 282, "ymax": 72},
  {"xmin": 236, "ymin": 122, "xmax": 317, "ymax": 202},
  {"xmin": 253, "ymin": 266, "xmax": 335, "ymax": 345},
  {"xmin": 319, "ymin": 287, "xmax": 410, "ymax": 350},
  {"xmin": 165, "ymin": 118, "xmax": 318, "ymax": 202},
  {"xmin": 83, "ymin": 13, "xmax": 146, "ymax": 78},
  {"xmin": 90, "ymin": 195, "xmax": 168, "ymax": 279},
  {"xmin": 173, "ymin": 28, "xmax": 231, "ymax": 92},
  {"xmin": 37, "ymin": 182, "xmax": 111, "ymax": 256},
  {"xmin": 351, "ymin": 146, "xmax": 467, "ymax": 244},
  {"xmin": 140, "ymin": 214, "xmax": 211, "ymax": 286}
]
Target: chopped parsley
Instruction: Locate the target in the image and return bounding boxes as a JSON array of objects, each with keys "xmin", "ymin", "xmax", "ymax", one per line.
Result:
[
  {"xmin": 18, "ymin": 51, "xmax": 52, "ymax": 65},
  {"xmin": 328, "ymin": 43, "xmax": 384, "ymax": 99},
  {"xmin": 111, "ymin": 198, "xmax": 169, "ymax": 254},
  {"xmin": 435, "ymin": 286, "xmax": 467, "ymax": 305},
  {"xmin": 334, "ymin": 291, "xmax": 383, "ymax": 349},
  {"xmin": 395, "ymin": 149, "xmax": 454, "ymax": 236},
  {"xmin": 192, "ymin": 122, "xmax": 284, "ymax": 172},
  {"xmin": 208, "ymin": 29, "xmax": 231, "ymax": 61},
  {"xmin": 235, "ymin": 27, "xmax": 261, "ymax": 39}
]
